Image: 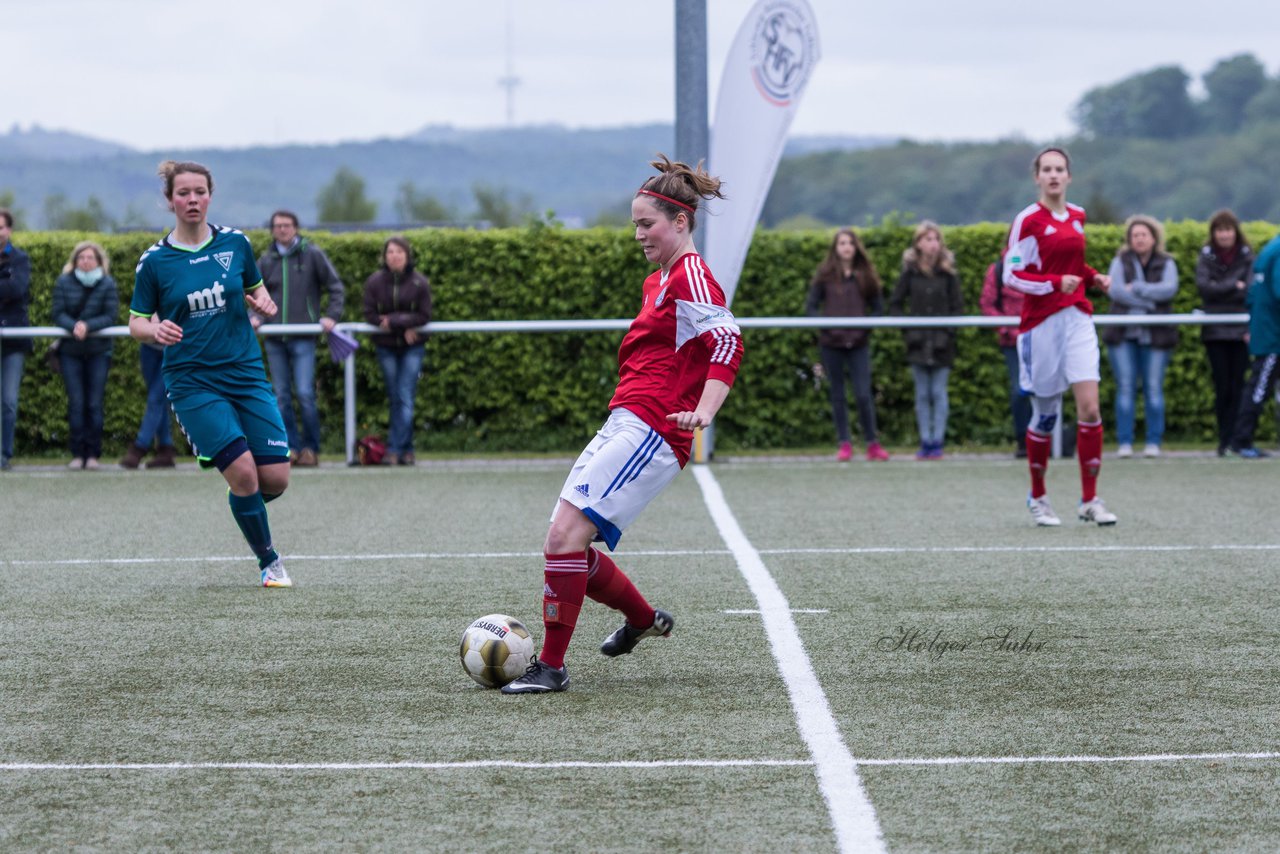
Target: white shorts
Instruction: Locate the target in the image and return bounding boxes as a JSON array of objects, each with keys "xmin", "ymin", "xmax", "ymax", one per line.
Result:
[
  {"xmin": 1016, "ymin": 307, "xmax": 1101, "ymax": 398},
  {"xmin": 552, "ymin": 408, "xmax": 682, "ymax": 550}
]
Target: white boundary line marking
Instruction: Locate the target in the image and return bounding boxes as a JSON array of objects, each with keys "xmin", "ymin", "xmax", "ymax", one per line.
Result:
[
  {"xmin": 4, "ymin": 751, "xmax": 1276, "ymax": 773},
  {"xmin": 724, "ymin": 609, "xmax": 830, "ymax": 615},
  {"xmin": 857, "ymin": 751, "xmax": 1280, "ymax": 767},
  {"xmin": 692, "ymin": 465, "xmax": 885, "ymax": 853},
  {"xmin": 0, "ymin": 549, "xmax": 727, "ymax": 567},
  {"xmin": 761, "ymin": 544, "xmax": 1280, "ymax": 555},
  {"xmin": 10, "ymin": 542, "xmax": 1280, "ymax": 568}
]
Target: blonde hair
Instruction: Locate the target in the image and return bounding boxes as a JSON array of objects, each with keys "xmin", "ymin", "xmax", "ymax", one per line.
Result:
[
  {"xmin": 62, "ymin": 240, "xmax": 110, "ymax": 275},
  {"xmin": 1121, "ymin": 214, "xmax": 1165, "ymax": 256},
  {"xmin": 902, "ymin": 220, "xmax": 955, "ymax": 275}
]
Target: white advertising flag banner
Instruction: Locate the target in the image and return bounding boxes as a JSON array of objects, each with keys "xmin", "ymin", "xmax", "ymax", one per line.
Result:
[{"xmin": 704, "ymin": 0, "xmax": 820, "ymax": 306}]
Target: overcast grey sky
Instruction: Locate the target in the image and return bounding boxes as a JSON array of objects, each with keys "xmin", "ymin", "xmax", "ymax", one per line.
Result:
[{"xmin": 7, "ymin": 0, "xmax": 1280, "ymax": 150}]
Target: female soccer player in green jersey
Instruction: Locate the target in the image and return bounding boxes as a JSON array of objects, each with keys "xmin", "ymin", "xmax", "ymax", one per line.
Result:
[{"xmin": 129, "ymin": 161, "xmax": 294, "ymax": 588}]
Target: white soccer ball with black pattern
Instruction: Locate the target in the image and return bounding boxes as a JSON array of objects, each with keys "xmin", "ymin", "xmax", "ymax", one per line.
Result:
[{"xmin": 459, "ymin": 614, "xmax": 535, "ymax": 688}]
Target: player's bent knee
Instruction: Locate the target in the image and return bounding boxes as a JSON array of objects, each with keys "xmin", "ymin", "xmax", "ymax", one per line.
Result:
[
  {"xmin": 545, "ymin": 502, "xmax": 597, "ymax": 554},
  {"xmin": 257, "ymin": 463, "xmax": 291, "ymax": 497}
]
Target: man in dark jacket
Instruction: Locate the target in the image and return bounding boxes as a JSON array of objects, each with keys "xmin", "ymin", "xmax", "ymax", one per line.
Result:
[
  {"xmin": 0, "ymin": 209, "xmax": 32, "ymax": 471},
  {"xmin": 253, "ymin": 210, "xmax": 345, "ymax": 466}
]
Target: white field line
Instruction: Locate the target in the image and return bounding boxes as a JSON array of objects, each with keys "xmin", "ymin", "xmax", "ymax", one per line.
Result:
[
  {"xmin": 0, "ymin": 549, "xmax": 728, "ymax": 567},
  {"xmin": 7, "ymin": 751, "xmax": 1276, "ymax": 773},
  {"xmin": 723, "ymin": 609, "xmax": 830, "ymax": 614},
  {"xmin": 761, "ymin": 544, "xmax": 1280, "ymax": 555},
  {"xmin": 9, "ymin": 542, "xmax": 1280, "ymax": 568},
  {"xmin": 692, "ymin": 465, "xmax": 885, "ymax": 854}
]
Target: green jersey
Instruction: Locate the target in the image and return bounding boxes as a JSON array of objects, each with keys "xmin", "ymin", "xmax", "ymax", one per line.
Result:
[{"xmin": 131, "ymin": 225, "xmax": 266, "ymax": 386}]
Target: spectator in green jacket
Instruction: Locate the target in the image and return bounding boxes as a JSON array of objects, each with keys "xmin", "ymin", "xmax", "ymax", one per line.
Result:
[{"xmin": 253, "ymin": 210, "xmax": 345, "ymax": 467}]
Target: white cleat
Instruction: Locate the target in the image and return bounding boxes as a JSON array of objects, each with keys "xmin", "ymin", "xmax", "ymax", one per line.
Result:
[
  {"xmin": 260, "ymin": 558, "xmax": 293, "ymax": 588},
  {"xmin": 1028, "ymin": 494, "xmax": 1061, "ymax": 527},
  {"xmin": 1078, "ymin": 497, "xmax": 1118, "ymax": 526}
]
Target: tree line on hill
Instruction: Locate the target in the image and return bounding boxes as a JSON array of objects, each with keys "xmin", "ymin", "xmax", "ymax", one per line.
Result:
[
  {"xmin": 763, "ymin": 53, "xmax": 1280, "ymax": 228},
  {"xmin": 5, "ymin": 54, "xmax": 1280, "ymax": 231}
]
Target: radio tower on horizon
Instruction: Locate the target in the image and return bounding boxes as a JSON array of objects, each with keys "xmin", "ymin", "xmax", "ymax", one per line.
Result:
[{"xmin": 498, "ymin": 2, "xmax": 520, "ymax": 126}]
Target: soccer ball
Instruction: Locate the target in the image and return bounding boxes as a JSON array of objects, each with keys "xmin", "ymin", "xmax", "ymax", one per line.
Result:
[{"xmin": 459, "ymin": 614, "xmax": 535, "ymax": 688}]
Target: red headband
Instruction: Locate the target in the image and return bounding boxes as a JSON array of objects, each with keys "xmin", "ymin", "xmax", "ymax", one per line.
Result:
[{"xmin": 636, "ymin": 189, "xmax": 694, "ymax": 213}]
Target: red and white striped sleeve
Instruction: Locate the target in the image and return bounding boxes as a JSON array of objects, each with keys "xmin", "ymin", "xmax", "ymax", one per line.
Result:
[
  {"xmin": 1003, "ymin": 204, "xmax": 1056, "ymax": 296},
  {"xmin": 674, "ymin": 255, "xmax": 744, "ymax": 386}
]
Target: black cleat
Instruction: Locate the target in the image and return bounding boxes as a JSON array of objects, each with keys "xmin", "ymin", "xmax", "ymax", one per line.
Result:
[
  {"xmin": 501, "ymin": 660, "xmax": 569, "ymax": 694},
  {"xmin": 600, "ymin": 609, "xmax": 674, "ymax": 657}
]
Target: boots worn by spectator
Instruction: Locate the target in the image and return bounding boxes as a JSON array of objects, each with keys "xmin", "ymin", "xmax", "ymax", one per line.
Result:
[
  {"xmin": 120, "ymin": 443, "xmax": 149, "ymax": 469},
  {"xmin": 146, "ymin": 445, "xmax": 177, "ymax": 469}
]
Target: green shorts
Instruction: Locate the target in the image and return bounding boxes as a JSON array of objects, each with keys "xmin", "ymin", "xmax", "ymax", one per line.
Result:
[{"xmin": 169, "ymin": 375, "xmax": 289, "ymax": 469}]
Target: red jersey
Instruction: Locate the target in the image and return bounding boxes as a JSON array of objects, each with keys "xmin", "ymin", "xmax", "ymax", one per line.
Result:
[
  {"xmin": 1003, "ymin": 202, "xmax": 1100, "ymax": 333},
  {"xmin": 609, "ymin": 252, "xmax": 744, "ymax": 466}
]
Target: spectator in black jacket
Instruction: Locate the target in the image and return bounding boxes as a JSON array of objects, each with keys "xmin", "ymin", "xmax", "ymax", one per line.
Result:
[
  {"xmin": 1195, "ymin": 209, "xmax": 1253, "ymax": 457},
  {"xmin": 889, "ymin": 221, "xmax": 964, "ymax": 459},
  {"xmin": 253, "ymin": 211, "xmax": 345, "ymax": 467},
  {"xmin": 52, "ymin": 242, "xmax": 120, "ymax": 470},
  {"xmin": 0, "ymin": 209, "xmax": 31, "ymax": 471}
]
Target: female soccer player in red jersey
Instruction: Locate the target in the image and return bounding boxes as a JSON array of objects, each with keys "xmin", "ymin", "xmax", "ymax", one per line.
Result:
[
  {"xmin": 1003, "ymin": 147, "xmax": 1118, "ymax": 527},
  {"xmin": 503, "ymin": 155, "xmax": 744, "ymax": 694}
]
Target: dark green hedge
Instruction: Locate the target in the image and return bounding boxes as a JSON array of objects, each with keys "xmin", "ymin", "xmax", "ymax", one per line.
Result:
[{"xmin": 5, "ymin": 221, "xmax": 1278, "ymax": 457}]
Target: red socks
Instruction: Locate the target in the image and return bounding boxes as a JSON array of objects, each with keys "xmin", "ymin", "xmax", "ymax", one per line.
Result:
[
  {"xmin": 1026, "ymin": 429, "xmax": 1050, "ymax": 498},
  {"xmin": 586, "ymin": 547, "xmax": 654, "ymax": 629},
  {"xmin": 1077, "ymin": 420, "xmax": 1103, "ymax": 502},
  {"xmin": 539, "ymin": 549, "xmax": 656, "ymax": 668},
  {"xmin": 540, "ymin": 552, "xmax": 587, "ymax": 669},
  {"xmin": 1026, "ymin": 423, "xmax": 1104, "ymax": 502}
]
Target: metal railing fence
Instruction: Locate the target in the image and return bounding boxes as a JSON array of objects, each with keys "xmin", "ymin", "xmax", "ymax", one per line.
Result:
[{"xmin": 0, "ymin": 313, "xmax": 1252, "ymax": 463}]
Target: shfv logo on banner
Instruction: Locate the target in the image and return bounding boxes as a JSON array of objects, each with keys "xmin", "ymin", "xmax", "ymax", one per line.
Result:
[{"xmin": 750, "ymin": 2, "xmax": 819, "ymax": 106}]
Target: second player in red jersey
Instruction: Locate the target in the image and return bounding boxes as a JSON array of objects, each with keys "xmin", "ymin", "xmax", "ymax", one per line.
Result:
[
  {"xmin": 502, "ymin": 155, "xmax": 743, "ymax": 695},
  {"xmin": 1003, "ymin": 147, "xmax": 1118, "ymax": 528}
]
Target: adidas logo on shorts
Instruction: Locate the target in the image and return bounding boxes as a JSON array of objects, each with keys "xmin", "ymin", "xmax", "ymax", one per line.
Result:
[{"xmin": 575, "ymin": 483, "xmax": 590, "ymax": 498}]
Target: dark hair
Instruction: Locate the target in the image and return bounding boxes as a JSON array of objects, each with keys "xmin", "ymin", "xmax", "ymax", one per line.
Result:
[
  {"xmin": 270, "ymin": 210, "xmax": 299, "ymax": 228},
  {"xmin": 1032, "ymin": 146, "xmax": 1071, "ymax": 176},
  {"xmin": 0, "ymin": 208, "xmax": 12, "ymax": 229},
  {"xmin": 1207, "ymin": 209, "xmax": 1250, "ymax": 253},
  {"xmin": 381, "ymin": 235, "xmax": 415, "ymax": 272},
  {"xmin": 635, "ymin": 153, "xmax": 725, "ymax": 233},
  {"xmin": 157, "ymin": 160, "xmax": 214, "ymax": 198},
  {"xmin": 815, "ymin": 228, "xmax": 881, "ymax": 299}
]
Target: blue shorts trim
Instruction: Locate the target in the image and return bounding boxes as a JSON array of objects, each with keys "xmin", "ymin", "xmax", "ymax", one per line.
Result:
[{"xmin": 582, "ymin": 507, "xmax": 622, "ymax": 551}]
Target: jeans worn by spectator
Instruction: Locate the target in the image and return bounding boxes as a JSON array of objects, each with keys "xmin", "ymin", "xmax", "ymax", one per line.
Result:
[
  {"xmin": 375, "ymin": 344, "xmax": 425, "ymax": 457},
  {"xmin": 136, "ymin": 344, "xmax": 172, "ymax": 449},
  {"xmin": 911, "ymin": 364, "xmax": 950, "ymax": 447},
  {"xmin": 1107, "ymin": 340, "xmax": 1171, "ymax": 446},
  {"xmin": 265, "ymin": 337, "xmax": 321, "ymax": 455},
  {"xmin": 1, "ymin": 350, "xmax": 23, "ymax": 465},
  {"xmin": 819, "ymin": 344, "xmax": 878, "ymax": 444},
  {"xmin": 61, "ymin": 352, "xmax": 111, "ymax": 460},
  {"xmin": 1001, "ymin": 345, "xmax": 1032, "ymax": 453}
]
